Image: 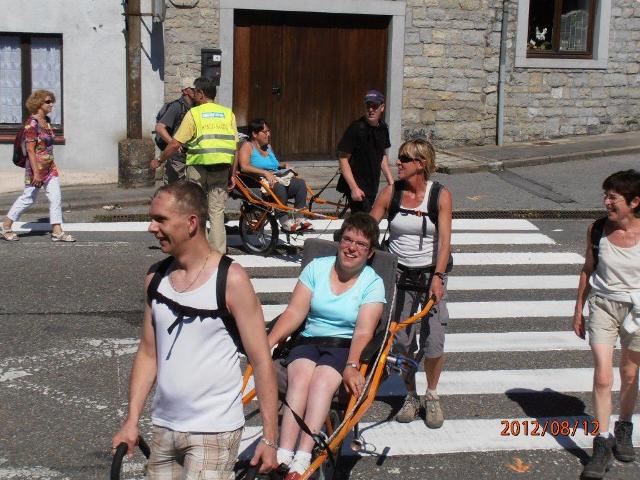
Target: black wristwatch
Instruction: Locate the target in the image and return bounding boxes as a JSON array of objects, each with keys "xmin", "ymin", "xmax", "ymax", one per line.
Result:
[{"xmin": 433, "ymin": 272, "xmax": 447, "ymax": 281}]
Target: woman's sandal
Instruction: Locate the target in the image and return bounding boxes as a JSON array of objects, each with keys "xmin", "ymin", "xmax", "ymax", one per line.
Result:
[{"xmin": 0, "ymin": 229, "xmax": 19, "ymax": 242}]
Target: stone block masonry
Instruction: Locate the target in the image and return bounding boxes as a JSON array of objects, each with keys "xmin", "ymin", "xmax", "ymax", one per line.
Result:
[{"xmin": 162, "ymin": 0, "xmax": 640, "ymax": 148}]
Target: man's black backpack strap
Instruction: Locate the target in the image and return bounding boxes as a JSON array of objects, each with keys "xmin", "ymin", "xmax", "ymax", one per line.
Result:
[
  {"xmin": 590, "ymin": 216, "xmax": 607, "ymax": 270},
  {"xmin": 147, "ymin": 257, "xmax": 174, "ymax": 302},
  {"xmin": 146, "ymin": 255, "xmax": 242, "ymax": 352}
]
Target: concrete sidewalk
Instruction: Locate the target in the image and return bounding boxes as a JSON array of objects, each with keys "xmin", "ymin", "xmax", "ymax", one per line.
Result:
[
  {"xmin": 439, "ymin": 131, "xmax": 640, "ymax": 174},
  {"xmin": 1, "ymin": 130, "xmax": 637, "ymax": 216}
]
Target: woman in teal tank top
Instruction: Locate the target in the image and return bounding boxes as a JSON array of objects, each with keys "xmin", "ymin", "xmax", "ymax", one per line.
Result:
[{"xmin": 238, "ymin": 118, "xmax": 312, "ymax": 233}]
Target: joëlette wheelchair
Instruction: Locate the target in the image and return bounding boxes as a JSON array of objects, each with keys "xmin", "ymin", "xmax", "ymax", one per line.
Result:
[
  {"xmin": 110, "ymin": 239, "xmax": 436, "ymax": 480},
  {"xmin": 230, "ymin": 169, "xmax": 349, "ymax": 256},
  {"xmin": 240, "ymin": 238, "xmax": 437, "ymax": 479}
]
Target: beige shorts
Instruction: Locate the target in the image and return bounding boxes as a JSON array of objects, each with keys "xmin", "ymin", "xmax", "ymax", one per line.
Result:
[
  {"xmin": 588, "ymin": 295, "xmax": 640, "ymax": 352},
  {"xmin": 147, "ymin": 425, "xmax": 242, "ymax": 480}
]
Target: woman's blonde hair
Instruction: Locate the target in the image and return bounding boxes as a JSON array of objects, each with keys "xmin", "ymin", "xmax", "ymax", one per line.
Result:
[
  {"xmin": 397, "ymin": 138, "xmax": 436, "ymax": 180},
  {"xmin": 26, "ymin": 90, "xmax": 55, "ymax": 114}
]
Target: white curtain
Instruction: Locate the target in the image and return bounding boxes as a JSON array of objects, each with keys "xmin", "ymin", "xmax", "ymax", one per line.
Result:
[
  {"xmin": 31, "ymin": 37, "xmax": 62, "ymax": 125},
  {"xmin": 0, "ymin": 36, "xmax": 22, "ymax": 124}
]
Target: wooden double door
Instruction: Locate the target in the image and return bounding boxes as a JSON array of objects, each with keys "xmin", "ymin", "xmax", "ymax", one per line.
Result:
[{"xmin": 233, "ymin": 10, "xmax": 388, "ymax": 160}]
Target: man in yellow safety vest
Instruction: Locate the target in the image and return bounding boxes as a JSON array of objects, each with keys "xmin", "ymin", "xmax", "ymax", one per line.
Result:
[{"xmin": 152, "ymin": 77, "xmax": 237, "ymax": 253}]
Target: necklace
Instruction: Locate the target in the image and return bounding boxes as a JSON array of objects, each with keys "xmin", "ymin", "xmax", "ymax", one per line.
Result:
[{"xmin": 169, "ymin": 252, "xmax": 210, "ymax": 293}]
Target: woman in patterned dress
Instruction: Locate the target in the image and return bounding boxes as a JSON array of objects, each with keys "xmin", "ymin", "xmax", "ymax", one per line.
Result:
[{"xmin": 1, "ymin": 90, "xmax": 75, "ymax": 242}]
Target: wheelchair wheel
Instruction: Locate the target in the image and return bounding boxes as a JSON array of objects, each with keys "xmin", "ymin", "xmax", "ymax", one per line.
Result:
[
  {"xmin": 239, "ymin": 205, "xmax": 279, "ymax": 256},
  {"xmin": 311, "ymin": 409, "xmax": 341, "ymax": 480}
]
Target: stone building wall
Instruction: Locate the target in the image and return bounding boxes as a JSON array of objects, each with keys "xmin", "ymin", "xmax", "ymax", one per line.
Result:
[
  {"xmin": 401, "ymin": 0, "xmax": 497, "ymax": 147},
  {"xmin": 402, "ymin": 0, "xmax": 640, "ymax": 147},
  {"xmin": 503, "ymin": 0, "xmax": 640, "ymax": 142},
  {"xmin": 163, "ymin": 0, "xmax": 219, "ymax": 100},
  {"xmin": 162, "ymin": 0, "xmax": 639, "ymax": 147}
]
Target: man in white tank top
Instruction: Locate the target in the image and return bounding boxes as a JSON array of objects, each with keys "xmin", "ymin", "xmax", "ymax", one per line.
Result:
[{"xmin": 112, "ymin": 182, "xmax": 278, "ymax": 479}]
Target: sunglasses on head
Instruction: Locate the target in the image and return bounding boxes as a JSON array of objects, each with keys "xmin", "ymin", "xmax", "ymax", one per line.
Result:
[{"xmin": 398, "ymin": 154, "xmax": 419, "ymax": 163}]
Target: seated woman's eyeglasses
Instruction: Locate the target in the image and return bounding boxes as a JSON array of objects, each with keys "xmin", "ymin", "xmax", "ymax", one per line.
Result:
[{"xmin": 340, "ymin": 236, "xmax": 370, "ymax": 251}]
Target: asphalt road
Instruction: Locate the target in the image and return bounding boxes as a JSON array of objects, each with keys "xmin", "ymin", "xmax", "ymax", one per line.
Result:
[{"xmin": 1, "ymin": 218, "xmax": 639, "ymax": 479}]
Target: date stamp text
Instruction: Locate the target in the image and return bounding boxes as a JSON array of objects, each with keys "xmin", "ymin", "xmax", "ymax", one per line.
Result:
[{"xmin": 500, "ymin": 419, "xmax": 599, "ymax": 437}]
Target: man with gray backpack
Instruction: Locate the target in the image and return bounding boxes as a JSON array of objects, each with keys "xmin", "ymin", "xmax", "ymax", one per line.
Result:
[{"xmin": 153, "ymin": 79, "xmax": 194, "ymax": 184}]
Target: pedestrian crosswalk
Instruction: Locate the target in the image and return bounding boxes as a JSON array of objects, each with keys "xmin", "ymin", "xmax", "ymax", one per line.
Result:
[
  {"xmin": 9, "ymin": 217, "xmax": 627, "ymax": 476},
  {"xmin": 224, "ymin": 217, "xmax": 629, "ymax": 466}
]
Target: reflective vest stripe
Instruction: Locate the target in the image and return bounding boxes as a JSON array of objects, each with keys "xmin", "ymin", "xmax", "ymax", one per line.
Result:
[
  {"xmin": 186, "ymin": 147, "xmax": 237, "ymax": 155},
  {"xmin": 192, "ymin": 133, "xmax": 237, "ymax": 143}
]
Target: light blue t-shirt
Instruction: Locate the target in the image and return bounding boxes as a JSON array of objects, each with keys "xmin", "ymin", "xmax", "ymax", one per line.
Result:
[
  {"xmin": 298, "ymin": 256, "xmax": 386, "ymax": 339},
  {"xmin": 249, "ymin": 145, "xmax": 279, "ymax": 171}
]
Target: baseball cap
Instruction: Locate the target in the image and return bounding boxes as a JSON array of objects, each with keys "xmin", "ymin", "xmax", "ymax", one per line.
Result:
[
  {"xmin": 364, "ymin": 90, "xmax": 385, "ymax": 104},
  {"xmin": 180, "ymin": 77, "xmax": 194, "ymax": 91}
]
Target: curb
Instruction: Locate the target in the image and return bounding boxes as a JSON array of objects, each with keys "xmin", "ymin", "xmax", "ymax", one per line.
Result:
[{"xmin": 440, "ymin": 145, "xmax": 640, "ymax": 174}]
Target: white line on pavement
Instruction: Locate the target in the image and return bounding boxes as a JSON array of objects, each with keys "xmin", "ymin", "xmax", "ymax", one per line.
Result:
[
  {"xmin": 452, "ymin": 251, "xmax": 584, "ymax": 265},
  {"xmin": 228, "ymin": 218, "xmax": 540, "ymax": 231},
  {"xmin": 410, "ymin": 367, "xmax": 617, "ymax": 396},
  {"xmin": 447, "ymin": 300, "xmax": 576, "ymax": 319},
  {"xmin": 251, "ymin": 276, "xmax": 579, "ymax": 293},
  {"xmin": 240, "ymin": 414, "xmax": 640, "ymax": 457},
  {"xmin": 445, "ymin": 331, "xmax": 601, "ymax": 352},
  {"xmin": 263, "ymin": 301, "xmax": 576, "ymax": 321},
  {"xmin": 233, "ymin": 252, "xmax": 583, "ymax": 269}
]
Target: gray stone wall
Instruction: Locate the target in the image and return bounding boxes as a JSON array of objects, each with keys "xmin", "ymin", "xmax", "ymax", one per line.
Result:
[
  {"xmin": 503, "ymin": 0, "xmax": 640, "ymax": 142},
  {"xmin": 163, "ymin": 0, "xmax": 219, "ymax": 101},
  {"xmin": 402, "ymin": 0, "xmax": 640, "ymax": 147},
  {"xmin": 402, "ymin": 0, "xmax": 497, "ymax": 147},
  {"xmin": 162, "ymin": 0, "xmax": 639, "ymax": 147}
]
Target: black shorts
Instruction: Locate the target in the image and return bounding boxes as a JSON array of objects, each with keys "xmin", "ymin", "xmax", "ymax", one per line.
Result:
[{"xmin": 284, "ymin": 344, "xmax": 350, "ymax": 374}]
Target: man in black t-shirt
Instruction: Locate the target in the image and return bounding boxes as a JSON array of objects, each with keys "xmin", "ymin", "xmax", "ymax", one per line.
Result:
[
  {"xmin": 155, "ymin": 80, "xmax": 194, "ymax": 184},
  {"xmin": 336, "ymin": 90, "xmax": 394, "ymax": 213}
]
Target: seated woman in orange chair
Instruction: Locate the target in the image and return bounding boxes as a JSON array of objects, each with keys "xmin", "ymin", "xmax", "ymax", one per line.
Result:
[
  {"xmin": 266, "ymin": 213, "xmax": 385, "ymax": 479},
  {"xmin": 238, "ymin": 118, "xmax": 313, "ymax": 233}
]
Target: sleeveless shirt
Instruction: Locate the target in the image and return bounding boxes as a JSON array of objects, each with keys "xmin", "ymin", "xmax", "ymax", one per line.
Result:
[
  {"xmin": 151, "ymin": 266, "xmax": 244, "ymax": 432},
  {"xmin": 590, "ymin": 235, "xmax": 640, "ymax": 293},
  {"xmin": 388, "ymin": 181, "xmax": 438, "ymax": 268}
]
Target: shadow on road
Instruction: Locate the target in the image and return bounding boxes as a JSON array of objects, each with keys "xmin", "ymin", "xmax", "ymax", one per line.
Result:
[{"xmin": 506, "ymin": 387, "xmax": 592, "ymax": 464}]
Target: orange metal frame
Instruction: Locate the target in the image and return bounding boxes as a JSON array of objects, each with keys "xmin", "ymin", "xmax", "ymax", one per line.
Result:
[
  {"xmin": 233, "ymin": 172, "xmax": 347, "ymax": 221},
  {"xmin": 240, "ymin": 295, "xmax": 437, "ymax": 479}
]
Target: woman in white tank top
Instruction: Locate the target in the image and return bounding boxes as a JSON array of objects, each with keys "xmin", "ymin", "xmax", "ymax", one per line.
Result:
[
  {"xmin": 371, "ymin": 138, "xmax": 452, "ymax": 428},
  {"xmin": 572, "ymin": 169, "xmax": 640, "ymax": 477}
]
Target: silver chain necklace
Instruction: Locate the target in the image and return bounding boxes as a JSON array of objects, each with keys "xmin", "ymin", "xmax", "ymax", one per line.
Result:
[{"xmin": 169, "ymin": 252, "xmax": 210, "ymax": 293}]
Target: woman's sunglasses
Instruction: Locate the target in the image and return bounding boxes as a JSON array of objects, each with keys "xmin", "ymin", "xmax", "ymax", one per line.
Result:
[
  {"xmin": 44, "ymin": 100, "xmax": 54, "ymax": 104},
  {"xmin": 398, "ymin": 154, "xmax": 420, "ymax": 163}
]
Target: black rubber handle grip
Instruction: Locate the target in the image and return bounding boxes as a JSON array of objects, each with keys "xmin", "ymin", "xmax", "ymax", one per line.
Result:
[{"xmin": 110, "ymin": 435, "xmax": 151, "ymax": 480}]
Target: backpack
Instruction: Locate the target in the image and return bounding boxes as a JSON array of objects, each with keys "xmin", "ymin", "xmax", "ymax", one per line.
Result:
[
  {"xmin": 12, "ymin": 121, "xmax": 39, "ymax": 168},
  {"xmin": 384, "ymin": 179, "xmax": 454, "ymax": 270},
  {"xmin": 146, "ymin": 255, "xmax": 242, "ymax": 351},
  {"xmin": 154, "ymin": 98, "xmax": 190, "ymax": 150},
  {"xmin": 590, "ymin": 216, "xmax": 607, "ymax": 270}
]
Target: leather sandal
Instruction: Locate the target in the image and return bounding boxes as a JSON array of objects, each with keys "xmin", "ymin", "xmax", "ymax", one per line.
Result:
[{"xmin": 0, "ymin": 229, "xmax": 19, "ymax": 241}]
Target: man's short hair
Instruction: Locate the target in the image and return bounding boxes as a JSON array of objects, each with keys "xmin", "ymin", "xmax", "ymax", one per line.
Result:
[
  {"xmin": 336, "ymin": 212, "xmax": 380, "ymax": 250},
  {"xmin": 193, "ymin": 77, "xmax": 217, "ymax": 100},
  {"xmin": 602, "ymin": 169, "xmax": 640, "ymax": 215},
  {"xmin": 153, "ymin": 181, "xmax": 208, "ymax": 229}
]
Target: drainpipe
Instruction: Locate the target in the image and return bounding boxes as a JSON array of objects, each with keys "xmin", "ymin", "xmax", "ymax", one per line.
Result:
[{"xmin": 497, "ymin": 0, "xmax": 508, "ymax": 146}]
